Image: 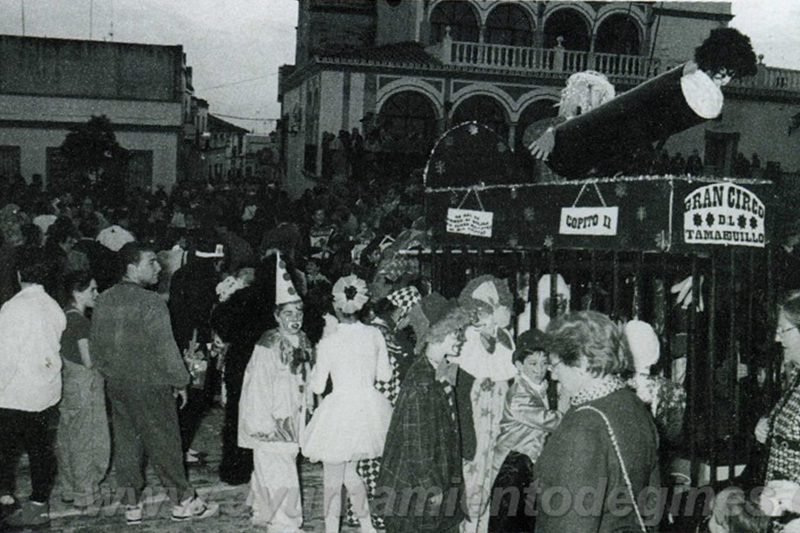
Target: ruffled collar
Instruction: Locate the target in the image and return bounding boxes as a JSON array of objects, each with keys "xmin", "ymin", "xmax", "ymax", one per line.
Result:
[{"xmin": 570, "ymin": 375, "xmax": 627, "ymax": 407}]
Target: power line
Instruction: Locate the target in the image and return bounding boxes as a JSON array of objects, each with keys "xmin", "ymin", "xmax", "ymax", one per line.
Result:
[
  {"xmin": 213, "ymin": 113, "xmax": 279, "ymax": 122},
  {"xmin": 198, "ymin": 73, "xmax": 278, "ymax": 91}
]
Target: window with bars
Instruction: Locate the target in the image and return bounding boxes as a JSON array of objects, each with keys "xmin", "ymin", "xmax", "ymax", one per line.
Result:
[
  {"xmin": 485, "ymin": 3, "xmax": 534, "ymax": 47},
  {"xmin": 0, "ymin": 146, "xmax": 21, "ymax": 179},
  {"xmin": 46, "ymin": 147, "xmax": 70, "ymax": 187},
  {"xmin": 429, "ymin": 0, "xmax": 480, "ymax": 44},
  {"xmin": 379, "ymin": 91, "xmax": 438, "ymax": 153},
  {"xmin": 126, "ymin": 150, "xmax": 154, "ymax": 190}
]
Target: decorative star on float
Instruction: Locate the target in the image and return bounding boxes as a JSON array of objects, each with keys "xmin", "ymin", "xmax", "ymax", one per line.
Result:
[
  {"xmin": 706, "ymin": 213, "xmax": 715, "ymax": 227},
  {"xmin": 694, "ymin": 214, "xmax": 703, "ymax": 227},
  {"xmin": 435, "ymin": 160, "xmax": 446, "ymax": 175},
  {"xmin": 544, "ymin": 235, "xmax": 554, "ymax": 249},
  {"xmin": 750, "ymin": 217, "xmax": 758, "ymax": 229},
  {"xmin": 524, "ymin": 207, "xmax": 536, "ymax": 223},
  {"xmin": 637, "ymin": 207, "xmax": 647, "ymax": 221},
  {"xmin": 468, "ymin": 124, "xmax": 479, "ymax": 136},
  {"xmin": 737, "ymin": 215, "xmax": 747, "ymax": 229},
  {"xmin": 615, "ymin": 183, "xmax": 628, "ymax": 198}
]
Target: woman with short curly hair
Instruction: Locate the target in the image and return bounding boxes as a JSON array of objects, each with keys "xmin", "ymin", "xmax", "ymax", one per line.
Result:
[{"xmin": 535, "ymin": 311, "xmax": 660, "ymax": 533}]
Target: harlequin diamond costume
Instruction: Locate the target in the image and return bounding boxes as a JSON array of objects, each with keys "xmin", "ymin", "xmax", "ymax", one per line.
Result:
[
  {"xmin": 348, "ymin": 285, "xmax": 422, "ymax": 530},
  {"xmin": 238, "ymin": 254, "xmax": 312, "ymax": 532}
]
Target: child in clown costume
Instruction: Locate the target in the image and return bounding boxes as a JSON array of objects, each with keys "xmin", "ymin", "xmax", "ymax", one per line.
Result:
[
  {"xmin": 455, "ymin": 275, "xmax": 518, "ymax": 533},
  {"xmin": 238, "ymin": 255, "xmax": 313, "ymax": 532}
]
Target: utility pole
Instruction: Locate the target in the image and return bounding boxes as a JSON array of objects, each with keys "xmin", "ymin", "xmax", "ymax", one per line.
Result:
[
  {"xmin": 20, "ymin": 0, "xmax": 25, "ymax": 36},
  {"xmin": 109, "ymin": 0, "xmax": 115, "ymax": 40},
  {"xmin": 89, "ymin": 0, "xmax": 93, "ymax": 39}
]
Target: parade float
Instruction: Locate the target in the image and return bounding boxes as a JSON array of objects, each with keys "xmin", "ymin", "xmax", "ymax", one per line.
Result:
[{"xmin": 421, "ymin": 28, "xmax": 775, "ymax": 488}]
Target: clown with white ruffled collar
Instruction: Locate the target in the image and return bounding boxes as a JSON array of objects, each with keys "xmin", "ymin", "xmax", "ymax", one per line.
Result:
[{"xmin": 455, "ymin": 275, "xmax": 517, "ymax": 533}]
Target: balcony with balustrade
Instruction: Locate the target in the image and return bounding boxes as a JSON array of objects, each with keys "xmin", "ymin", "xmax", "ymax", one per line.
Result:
[{"xmin": 426, "ymin": 34, "xmax": 800, "ymax": 96}]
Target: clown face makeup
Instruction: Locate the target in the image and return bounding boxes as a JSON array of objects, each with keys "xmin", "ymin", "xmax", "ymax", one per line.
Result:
[{"xmin": 276, "ymin": 302, "xmax": 304, "ymax": 336}]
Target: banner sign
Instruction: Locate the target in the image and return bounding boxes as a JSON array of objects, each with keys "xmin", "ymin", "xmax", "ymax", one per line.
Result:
[
  {"xmin": 559, "ymin": 207, "xmax": 619, "ymax": 236},
  {"xmin": 683, "ymin": 183, "xmax": 765, "ymax": 247},
  {"xmin": 447, "ymin": 208, "xmax": 493, "ymax": 238}
]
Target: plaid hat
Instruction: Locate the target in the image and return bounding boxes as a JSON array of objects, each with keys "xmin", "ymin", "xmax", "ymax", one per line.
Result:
[
  {"xmin": 387, "ymin": 286, "xmax": 422, "ymax": 321},
  {"xmin": 408, "ymin": 293, "xmax": 470, "ymax": 353}
]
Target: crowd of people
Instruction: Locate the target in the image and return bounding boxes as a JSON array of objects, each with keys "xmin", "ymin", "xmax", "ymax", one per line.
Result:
[{"xmin": 0, "ymin": 153, "xmax": 800, "ymax": 533}]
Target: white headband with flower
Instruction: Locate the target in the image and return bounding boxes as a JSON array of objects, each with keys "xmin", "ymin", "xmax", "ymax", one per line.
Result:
[{"xmin": 332, "ymin": 275, "xmax": 369, "ymax": 314}]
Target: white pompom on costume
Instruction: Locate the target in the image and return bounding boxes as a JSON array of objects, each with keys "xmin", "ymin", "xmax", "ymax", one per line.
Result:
[
  {"xmin": 625, "ymin": 320, "xmax": 661, "ymax": 410},
  {"xmin": 625, "ymin": 320, "xmax": 660, "ymax": 373}
]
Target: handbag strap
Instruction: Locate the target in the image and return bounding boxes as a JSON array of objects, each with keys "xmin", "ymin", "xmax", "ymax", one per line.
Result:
[{"xmin": 576, "ymin": 404, "xmax": 647, "ymax": 533}]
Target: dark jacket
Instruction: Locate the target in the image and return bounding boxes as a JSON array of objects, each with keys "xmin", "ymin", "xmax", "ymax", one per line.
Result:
[
  {"xmin": 90, "ymin": 281, "xmax": 189, "ymax": 388},
  {"xmin": 378, "ymin": 356, "xmax": 467, "ymax": 533},
  {"xmin": 169, "ymin": 259, "xmax": 219, "ymax": 351},
  {"xmin": 535, "ymin": 387, "xmax": 661, "ymax": 533}
]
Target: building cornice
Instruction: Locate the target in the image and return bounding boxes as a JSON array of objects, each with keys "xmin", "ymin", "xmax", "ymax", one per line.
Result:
[
  {"xmin": 652, "ymin": 6, "xmax": 734, "ymax": 22},
  {"xmin": 0, "ymin": 90, "xmax": 182, "ymax": 104},
  {"xmin": 280, "ymin": 56, "xmax": 649, "ymax": 93},
  {"xmin": 0, "ymin": 119, "xmax": 182, "ymax": 133}
]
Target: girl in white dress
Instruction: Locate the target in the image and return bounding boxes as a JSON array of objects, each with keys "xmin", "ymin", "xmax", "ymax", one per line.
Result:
[{"xmin": 301, "ymin": 275, "xmax": 393, "ymax": 533}]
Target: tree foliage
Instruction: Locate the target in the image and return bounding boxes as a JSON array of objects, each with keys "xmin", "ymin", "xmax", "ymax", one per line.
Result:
[{"xmin": 59, "ymin": 115, "xmax": 130, "ymax": 199}]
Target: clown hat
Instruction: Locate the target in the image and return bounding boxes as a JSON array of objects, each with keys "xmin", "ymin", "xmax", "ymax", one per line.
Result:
[{"xmin": 276, "ymin": 252, "xmax": 301, "ymax": 305}]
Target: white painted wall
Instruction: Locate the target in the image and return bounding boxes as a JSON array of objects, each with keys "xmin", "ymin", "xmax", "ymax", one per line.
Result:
[
  {"xmin": 0, "ymin": 127, "xmax": 179, "ymax": 190},
  {"xmin": 0, "ymin": 94, "xmax": 182, "ymax": 188},
  {"xmin": 0, "ymin": 94, "xmax": 182, "ymax": 126},
  {"xmin": 348, "ymin": 72, "xmax": 366, "ymax": 132}
]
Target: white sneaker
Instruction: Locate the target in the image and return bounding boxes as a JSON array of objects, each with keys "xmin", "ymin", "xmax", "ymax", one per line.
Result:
[
  {"xmin": 125, "ymin": 503, "xmax": 143, "ymax": 525},
  {"xmin": 171, "ymin": 495, "xmax": 219, "ymax": 521}
]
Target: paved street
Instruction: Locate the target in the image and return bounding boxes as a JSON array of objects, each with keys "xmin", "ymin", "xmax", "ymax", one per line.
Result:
[{"xmin": 5, "ymin": 406, "xmax": 364, "ymax": 532}]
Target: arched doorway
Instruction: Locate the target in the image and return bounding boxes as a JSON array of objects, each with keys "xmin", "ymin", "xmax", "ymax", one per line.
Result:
[
  {"xmin": 516, "ymin": 99, "xmax": 559, "ymax": 153},
  {"xmin": 377, "ymin": 90, "xmax": 439, "ymax": 179},
  {"xmin": 429, "ymin": 0, "xmax": 480, "ymax": 44},
  {"xmin": 378, "ymin": 90, "xmax": 439, "ymax": 152},
  {"xmin": 543, "ymin": 8, "xmax": 590, "ymax": 51},
  {"xmin": 595, "ymin": 14, "xmax": 641, "ymax": 55},
  {"xmin": 451, "ymin": 95, "xmax": 509, "ymax": 139},
  {"xmin": 485, "ymin": 3, "xmax": 534, "ymax": 47}
]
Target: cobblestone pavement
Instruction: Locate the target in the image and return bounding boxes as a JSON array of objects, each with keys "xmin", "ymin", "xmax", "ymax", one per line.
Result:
[{"xmin": 3, "ymin": 405, "xmax": 365, "ymax": 532}]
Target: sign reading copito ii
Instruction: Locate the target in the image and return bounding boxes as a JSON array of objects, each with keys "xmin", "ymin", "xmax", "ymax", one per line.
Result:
[
  {"xmin": 559, "ymin": 207, "xmax": 619, "ymax": 236},
  {"xmin": 683, "ymin": 183, "xmax": 765, "ymax": 248}
]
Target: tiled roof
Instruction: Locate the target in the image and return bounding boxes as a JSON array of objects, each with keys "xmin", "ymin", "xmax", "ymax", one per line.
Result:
[
  {"xmin": 319, "ymin": 41, "xmax": 442, "ymax": 67},
  {"xmin": 208, "ymin": 114, "xmax": 249, "ymax": 134}
]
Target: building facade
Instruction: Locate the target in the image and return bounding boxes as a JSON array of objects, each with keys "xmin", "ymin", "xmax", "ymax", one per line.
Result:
[
  {"xmin": 278, "ymin": 0, "xmax": 800, "ymax": 197},
  {"xmin": 0, "ymin": 34, "xmax": 189, "ymax": 190},
  {"xmin": 201, "ymin": 114, "xmax": 248, "ymax": 183}
]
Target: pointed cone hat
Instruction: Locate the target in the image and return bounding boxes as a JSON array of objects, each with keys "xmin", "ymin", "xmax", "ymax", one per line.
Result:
[{"xmin": 276, "ymin": 252, "xmax": 301, "ymax": 305}]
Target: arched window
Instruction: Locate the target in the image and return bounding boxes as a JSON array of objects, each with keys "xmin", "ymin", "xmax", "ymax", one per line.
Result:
[
  {"xmin": 451, "ymin": 95, "xmax": 509, "ymax": 139},
  {"xmin": 378, "ymin": 91, "xmax": 438, "ymax": 153},
  {"xmin": 516, "ymin": 99, "xmax": 559, "ymax": 153},
  {"xmin": 595, "ymin": 14, "xmax": 641, "ymax": 55},
  {"xmin": 485, "ymin": 3, "xmax": 534, "ymax": 47},
  {"xmin": 544, "ymin": 8, "xmax": 590, "ymax": 51},
  {"xmin": 429, "ymin": 0, "xmax": 480, "ymax": 44}
]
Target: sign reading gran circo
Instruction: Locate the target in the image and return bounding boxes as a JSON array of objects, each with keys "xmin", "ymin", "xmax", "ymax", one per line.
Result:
[{"xmin": 683, "ymin": 182, "xmax": 765, "ymax": 248}]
